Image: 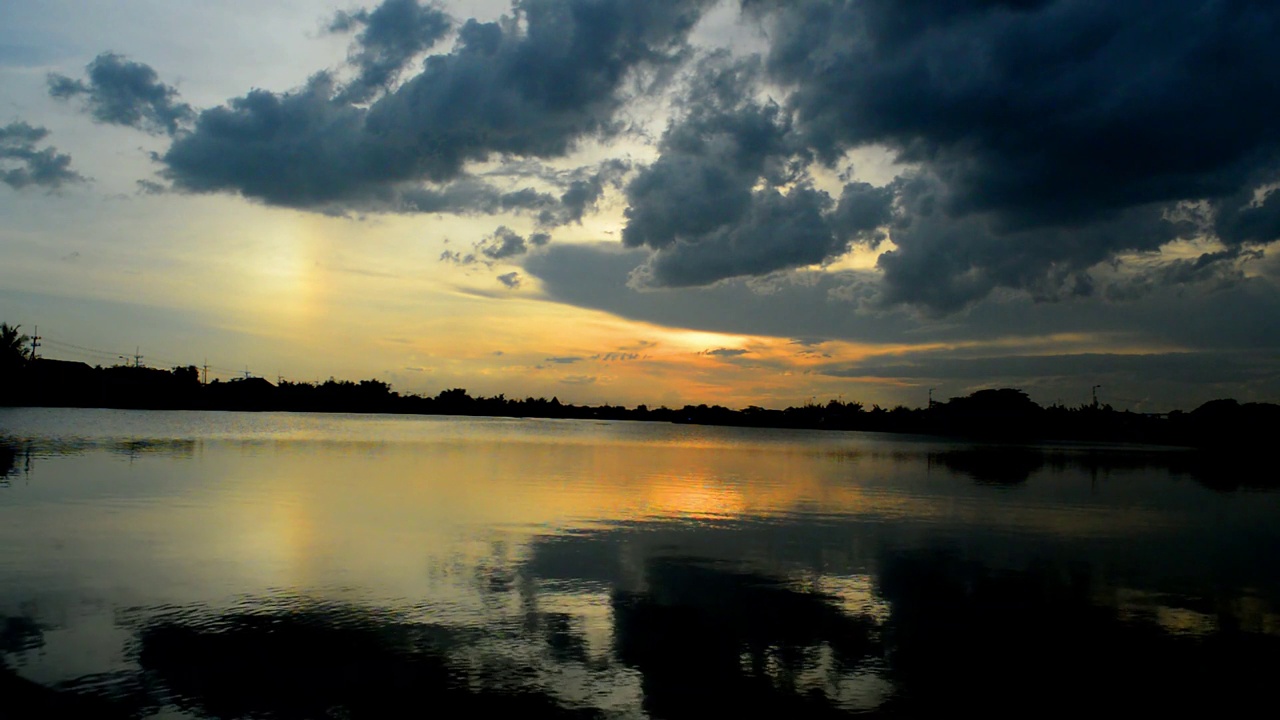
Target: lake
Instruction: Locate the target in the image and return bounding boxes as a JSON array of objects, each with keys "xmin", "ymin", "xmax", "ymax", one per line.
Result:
[{"xmin": 1, "ymin": 407, "xmax": 1277, "ymax": 718}]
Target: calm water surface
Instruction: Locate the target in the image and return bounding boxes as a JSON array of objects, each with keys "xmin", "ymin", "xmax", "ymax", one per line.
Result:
[{"xmin": 1, "ymin": 408, "xmax": 1277, "ymax": 717}]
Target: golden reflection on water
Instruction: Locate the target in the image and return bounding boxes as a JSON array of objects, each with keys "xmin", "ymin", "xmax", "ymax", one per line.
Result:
[
  {"xmin": 48, "ymin": 434, "xmax": 1188, "ymax": 636},
  {"xmin": 4, "ymin": 413, "xmax": 1280, "ymax": 716},
  {"xmin": 210, "ymin": 438, "xmax": 1183, "ymax": 571}
]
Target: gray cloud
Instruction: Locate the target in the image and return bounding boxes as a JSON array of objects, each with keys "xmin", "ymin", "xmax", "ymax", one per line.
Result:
[
  {"xmin": 161, "ymin": 0, "xmax": 715, "ymax": 210},
  {"xmin": 543, "ymin": 158, "xmax": 631, "ymax": 226},
  {"xmin": 481, "ymin": 226, "xmax": 543, "ymax": 260},
  {"xmin": 526, "ymin": 244, "xmax": 910, "ymax": 342},
  {"xmin": 0, "ymin": 122, "xmax": 85, "ymax": 190},
  {"xmin": 404, "ymin": 157, "xmax": 632, "ymax": 226},
  {"xmin": 822, "ymin": 352, "xmax": 1277, "ymax": 385},
  {"xmin": 496, "ymin": 271, "xmax": 522, "ymax": 288},
  {"xmin": 546, "ymin": 246, "xmax": 1274, "ymax": 405},
  {"xmin": 545, "ymin": 356, "xmax": 583, "ymax": 364},
  {"xmin": 594, "ymin": 352, "xmax": 641, "ymax": 361},
  {"xmin": 540, "ymin": 1, "xmax": 1280, "ymax": 311},
  {"xmin": 724, "ymin": 0, "xmax": 1280, "ymax": 310},
  {"xmin": 442, "ymin": 225, "xmax": 550, "ymax": 266},
  {"xmin": 874, "ymin": 173, "xmax": 1182, "ymax": 311},
  {"xmin": 702, "ymin": 348, "xmax": 748, "ymax": 358},
  {"xmin": 619, "ymin": 54, "xmax": 894, "ymax": 288},
  {"xmin": 400, "ymin": 180, "xmax": 558, "ymax": 215},
  {"xmin": 48, "ymin": 52, "xmax": 193, "ymax": 135},
  {"xmin": 820, "ymin": 350, "xmax": 1280, "ymax": 409},
  {"xmin": 328, "ymin": 0, "xmax": 453, "ymax": 104},
  {"xmin": 1104, "ymin": 247, "xmax": 1260, "ymax": 302},
  {"xmin": 524, "ymin": 243, "xmax": 1280, "ymax": 353}
]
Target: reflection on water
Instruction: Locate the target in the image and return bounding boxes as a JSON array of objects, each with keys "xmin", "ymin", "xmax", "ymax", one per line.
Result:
[{"xmin": 1, "ymin": 408, "xmax": 1279, "ymax": 717}]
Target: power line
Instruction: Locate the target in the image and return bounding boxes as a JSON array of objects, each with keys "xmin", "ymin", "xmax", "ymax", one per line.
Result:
[
  {"xmin": 42, "ymin": 337, "xmax": 130, "ymax": 360},
  {"xmin": 40, "ymin": 332, "xmax": 252, "ymax": 380}
]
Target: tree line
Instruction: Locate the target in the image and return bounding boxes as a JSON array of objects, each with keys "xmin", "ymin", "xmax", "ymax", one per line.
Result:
[{"xmin": 2, "ymin": 322, "xmax": 1275, "ymax": 448}]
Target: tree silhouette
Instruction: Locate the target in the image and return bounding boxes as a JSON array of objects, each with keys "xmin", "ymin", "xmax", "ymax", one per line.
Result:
[
  {"xmin": 0, "ymin": 323, "xmax": 29, "ymax": 369},
  {"xmin": 0, "ymin": 323, "xmax": 31, "ymax": 403}
]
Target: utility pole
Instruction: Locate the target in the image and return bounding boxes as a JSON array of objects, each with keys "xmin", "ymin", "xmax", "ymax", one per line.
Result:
[
  {"xmin": 243, "ymin": 366, "xmax": 252, "ymax": 380},
  {"xmin": 202, "ymin": 358, "xmax": 209, "ymax": 386},
  {"xmin": 28, "ymin": 325, "xmax": 40, "ymax": 361},
  {"xmin": 928, "ymin": 387, "xmax": 934, "ymax": 408},
  {"xmin": 119, "ymin": 347, "xmax": 143, "ymax": 368},
  {"xmin": 1092, "ymin": 384, "xmax": 1102, "ymax": 409}
]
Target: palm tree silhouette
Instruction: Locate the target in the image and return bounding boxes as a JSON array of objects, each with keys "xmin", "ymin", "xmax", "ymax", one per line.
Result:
[{"xmin": 1, "ymin": 323, "xmax": 30, "ymax": 365}]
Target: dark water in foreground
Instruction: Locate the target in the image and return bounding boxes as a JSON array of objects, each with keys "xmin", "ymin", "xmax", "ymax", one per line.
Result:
[{"xmin": 1, "ymin": 408, "xmax": 1278, "ymax": 718}]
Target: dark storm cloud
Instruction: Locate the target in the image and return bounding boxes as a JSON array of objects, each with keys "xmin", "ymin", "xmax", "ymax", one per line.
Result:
[
  {"xmin": 161, "ymin": 0, "xmax": 715, "ymax": 210},
  {"xmin": 621, "ymin": 55, "xmax": 892, "ymax": 287},
  {"xmin": 724, "ymin": 0, "xmax": 1280, "ymax": 310},
  {"xmin": 48, "ymin": 53, "xmax": 193, "ymax": 135},
  {"xmin": 574, "ymin": 0, "xmax": 1280, "ymax": 309},
  {"xmin": 874, "ymin": 174, "xmax": 1180, "ymax": 311},
  {"xmin": 1215, "ymin": 188, "xmax": 1280, "ymax": 247},
  {"xmin": 161, "ymin": 73, "xmax": 378, "ymax": 207},
  {"xmin": 0, "ymin": 121, "xmax": 84, "ymax": 190},
  {"xmin": 328, "ymin": 0, "xmax": 453, "ymax": 103},
  {"xmin": 750, "ymin": 0, "xmax": 1280, "ymax": 220},
  {"xmin": 524, "ymin": 243, "xmax": 1280, "ymax": 352}
]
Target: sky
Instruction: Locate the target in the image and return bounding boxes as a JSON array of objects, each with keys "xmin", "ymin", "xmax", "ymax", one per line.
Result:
[{"xmin": 3, "ymin": 0, "xmax": 1280, "ymax": 412}]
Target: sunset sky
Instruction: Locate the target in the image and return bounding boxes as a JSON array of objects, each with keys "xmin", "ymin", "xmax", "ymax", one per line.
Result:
[{"xmin": 3, "ymin": 0, "xmax": 1279, "ymax": 411}]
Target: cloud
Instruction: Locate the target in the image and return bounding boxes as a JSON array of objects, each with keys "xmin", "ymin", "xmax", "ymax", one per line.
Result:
[
  {"xmin": 593, "ymin": 352, "xmax": 641, "ymax": 362},
  {"xmin": 399, "ymin": 180, "xmax": 558, "ymax": 215},
  {"xmin": 873, "ymin": 173, "xmax": 1178, "ymax": 311},
  {"xmin": 822, "ymin": 351, "xmax": 1280, "ymax": 388},
  {"xmin": 160, "ymin": 0, "xmax": 715, "ymax": 210},
  {"xmin": 441, "ymin": 226, "xmax": 551, "ymax": 266},
  {"xmin": 618, "ymin": 54, "xmax": 895, "ymax": 288},
  {"xmin": 482, "ymin": 226, "xmax": 545, "ymax": 260},
  {"xmin": 725, "ymin": 0, "xmax": 1280, "ymax": 309},
  {"xmin": 525, "ymin": 244, "xmax": 912, "ymax": 343},
  {"xmin": 559, "ymin": 375, "xmax": 597, "ymax": 385},
  {"xmin": 135, "ymin": 179, "xmax": 167, "ymax": 195},
  {"xmin": 524, "ymin": 243, "xmax": 1280, "ymax": 354},
  {"xmin": 1104, "ymin": 247, "xmax": 1260, "ymax": 302},
  {"xmin": 496, "ymin": 271, "xmax": 522, "ymax": 288},
  {"xmin": 545, "ymin": 356, "xmax": 583, "ymax": 364},
  {"xmin": 47, "ymin": 0, "xmax": 1280, "ymax": 318},
  {"xmin": 48, "ymin": 52, "xmax": 193, "ymax": 135},
  {"xmin": 0, "ymin": 122, "xmax": 85, "ymax": 190},
  {"xmin": 519, "ymin": 1, "xmax": 1280, "ymax": 312},
  {"xmin": 328, "ymin": 0, "xmax": 453, "ymax": 104},
  {"xmin": 545, "ymin": 158, "xmax": 632, "ymax": 226},
  {"xmin": 702, "ymin": 347, "xmax": 748, "ymax": 358}
]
